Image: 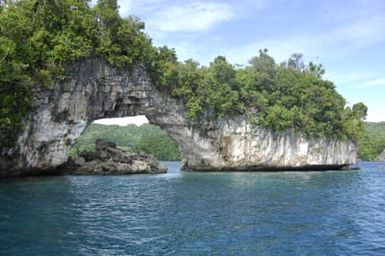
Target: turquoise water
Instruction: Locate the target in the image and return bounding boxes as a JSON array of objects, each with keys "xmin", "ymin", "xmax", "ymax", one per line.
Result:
[{"xmin": 1, "ymin": 162, "xmax": 385, "ymax": 255}]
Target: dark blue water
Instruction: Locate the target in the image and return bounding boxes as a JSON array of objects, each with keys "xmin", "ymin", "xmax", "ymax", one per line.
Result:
[{"xmin": 1, "ymin": 162, "xmax": 385, "ymax": 255}]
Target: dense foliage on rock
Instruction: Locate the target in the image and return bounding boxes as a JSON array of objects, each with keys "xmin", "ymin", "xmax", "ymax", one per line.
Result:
[
  {"xmin": 71, "ymin": 123, "xmax": 181, "ymax": 161},
  {"xmin": 358, "ymin": 122, "xmax": 385, "ymax": 160},
  {"xmin": 0, "ymin": 0, "xmax": 367, "ymax": 149},
  {"xmin": 155, "ymin": 49, "xmax": 367, "ymax": 140},
  {"xmin": 0, "ymin": 0, "xmax": 156, "ymax": 147}
]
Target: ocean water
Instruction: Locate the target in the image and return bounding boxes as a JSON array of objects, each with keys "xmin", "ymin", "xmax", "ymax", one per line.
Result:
[{"xmin": 1, "ymin": 162, "xmax": 385, "ymax": 255}]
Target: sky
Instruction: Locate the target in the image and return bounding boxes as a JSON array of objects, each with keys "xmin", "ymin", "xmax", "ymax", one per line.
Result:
[{"xmin": 94, "ymin": 0, "xmax": 385, "ymax": 126}]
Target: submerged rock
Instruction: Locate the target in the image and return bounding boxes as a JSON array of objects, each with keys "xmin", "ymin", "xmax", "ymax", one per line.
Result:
[
  {"xmin": 64, "ymin": 139, "xmax": 167, "ymax": 175},
  {"xmin": 0, "ymin": 58, "xmax": 356, "ymax": 176}
]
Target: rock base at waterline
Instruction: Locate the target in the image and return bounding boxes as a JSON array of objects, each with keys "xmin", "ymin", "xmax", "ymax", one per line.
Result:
[{"xmin": 63, "ymin": 139, "xmax": 167, "ymax": 175}]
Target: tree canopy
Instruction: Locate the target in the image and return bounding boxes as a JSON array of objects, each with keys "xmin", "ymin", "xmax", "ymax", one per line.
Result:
[
  {"xmin": 156, "ymin": 50, "xmax": 367, "ymax": 140},
  {"xmin": 0, "ymin": 0, "xmax": 156, "ymax": 146}
]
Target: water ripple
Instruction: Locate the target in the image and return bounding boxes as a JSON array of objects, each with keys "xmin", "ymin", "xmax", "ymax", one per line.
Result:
[{"xmin": 0, "ymin": 162, "xmax": 385, "ymax": 255}]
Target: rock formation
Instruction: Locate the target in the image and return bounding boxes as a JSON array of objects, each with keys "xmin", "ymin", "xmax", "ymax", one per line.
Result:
[
  {"xmin": 377, "ymin": 150, "xmax": 385, "ymax": 161},
  {"xmin": 63, "ymin": 139, "xmax": 166, "ymax": 175},
  {"xmin": 0, "ymin": 58, "xmax": 357, "ymax": 177}
]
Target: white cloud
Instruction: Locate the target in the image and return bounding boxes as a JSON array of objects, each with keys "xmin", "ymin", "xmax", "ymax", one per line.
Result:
[
  {"xmin": 113, "ymin": 1, "xmax": 236, "ymax": 33},
  {"xmin": 94, "ymin": 116, "xmax": 149, "ymax": 126},
  {"xmin": 117, "ymin": 0, "xmax": 165, "ymax": 17},
  {"xmin": 146, "ymin": 2, "xmax": 234, "ymax": 33},
  {"xmin": 320, "ymin": 0, "xmax": 385, "ymax": 22},
  {"xmin": 328, "ymin": 71, "xmax": 385, "ymax": 89},
  {"xmin": 215, "ymin": 10, "xmax": 385, "ymax": 66},
  {"xmin": 365, "ymin": 103, "xmax": 385, "ymax": 122},
  {"xmin": 329, "ymin": 15, "xmax": 385, "ymax": 48},
  {"xmin": 355, "ymin": 78, "xmax": 385, "ymax": 88},
  {"xmin": 117, "ymin": 0, "xmax": 133, "ymax": 17}
]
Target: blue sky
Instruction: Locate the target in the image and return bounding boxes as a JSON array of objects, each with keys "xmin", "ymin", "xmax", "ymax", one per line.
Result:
[{"xmin": 94, "ymin": 0, "xmax": 385, "ymax": 123}]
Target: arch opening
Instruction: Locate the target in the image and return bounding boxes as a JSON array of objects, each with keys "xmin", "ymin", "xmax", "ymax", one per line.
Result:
[
  {"xmin": 69, "ymin": 116, "xmax": 182, "ymax": 163},
  {"xmin": 1, "ymin": 58, "xmax": 204, "ymax": 173}
]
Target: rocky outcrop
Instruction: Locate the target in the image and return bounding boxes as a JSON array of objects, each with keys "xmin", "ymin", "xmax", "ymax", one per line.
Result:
[
  {"xmin": 378, "ymin": 150, "xmax": 385, "ymax": 161},
  {"xmin": 179, "ymin": 118, "xmax": 356, "ymax": 171},
  {"xmin": 0, "ymin": 57, "xmax": 357, "ymax": 177},
  {"xmin": 63, "ymin": 139, "xmax": 166, "ymax": 175}
]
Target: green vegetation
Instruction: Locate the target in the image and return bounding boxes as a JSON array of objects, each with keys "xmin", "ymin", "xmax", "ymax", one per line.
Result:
[
  {"xmin": 155, "ymin": 49, "xmax": 367, "ymax": 140},
  {"xmin": 1, "ymin": 0, "xmax": 367, "ymax": 149},
  {"xmin": 358, "ymin": 122, "xmax": 385, "ymax": 160},
  {"xmin": 71, "ymin": 123, "xmax": 181, "ymax": 161},
  {"xmin": 0, "ymin": 0, "xmax": 156, "ymax": 147}
]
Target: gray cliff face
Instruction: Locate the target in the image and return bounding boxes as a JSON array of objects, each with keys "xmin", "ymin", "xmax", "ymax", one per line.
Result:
[
  {"xmin": 0, "ymin": 58, "xmax": 356, "ymax": 176},
  {"xmin": 378, "ymin": 150, "xmax": 385, "ymax": 161},
  {"xmin": 181, "ymin": 118, "xmax": 356, "ymax": 171}
]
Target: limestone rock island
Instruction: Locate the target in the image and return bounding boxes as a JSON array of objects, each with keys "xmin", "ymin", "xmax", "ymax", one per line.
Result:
[{"xmin": 0, "ymin": 1, "xmax": 366, "ymax": 176}]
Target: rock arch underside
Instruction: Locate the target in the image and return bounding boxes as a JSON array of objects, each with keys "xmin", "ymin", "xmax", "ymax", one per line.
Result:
[{"xmin": 0, "ymin": 58, "xmax": 357, "ymax": 176}]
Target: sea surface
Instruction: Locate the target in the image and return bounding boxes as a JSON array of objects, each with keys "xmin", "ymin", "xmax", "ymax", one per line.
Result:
[{"xmin": 1, "ymin": 162, "xmax": 385, "ymax": 255}]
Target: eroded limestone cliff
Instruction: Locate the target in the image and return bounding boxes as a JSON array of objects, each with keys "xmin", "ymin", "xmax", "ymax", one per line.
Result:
[{"xmin": 0, "ymin": 58, "xmax": 356, "ymax": 176}]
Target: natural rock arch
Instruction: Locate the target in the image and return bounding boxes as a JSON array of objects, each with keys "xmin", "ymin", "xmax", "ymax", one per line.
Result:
[
  {"xmin": 0, "ymin": 58, "xmax": 356, "ymax": 176},
  {"xmin": 1, "ymin": 58, "xmax": 221, "ymax": 174}
]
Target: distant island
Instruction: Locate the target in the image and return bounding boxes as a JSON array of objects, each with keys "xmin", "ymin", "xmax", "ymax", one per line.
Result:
[
  {"xmin": 359, "ymin": 122, "xmax": 385, "ymax": 160},
  {"xmin": 0, "ymin": 0, "xmax": 368, "ymax": 176}
]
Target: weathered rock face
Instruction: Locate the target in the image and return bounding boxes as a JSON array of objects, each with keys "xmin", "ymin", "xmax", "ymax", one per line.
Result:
[
  {"xmin": 181, "ymin": 118, "xmax": 356, "ymax": 171},
  {"xmin": 0, "ymin": 58, "xmax": 357, "ymax": 176},
  {"xmin": 378, "ymin": 150, "xmax": 385, "ymax": 161}
]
